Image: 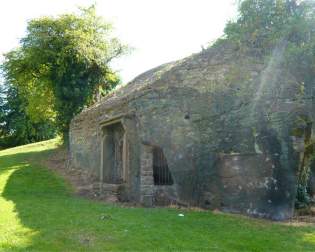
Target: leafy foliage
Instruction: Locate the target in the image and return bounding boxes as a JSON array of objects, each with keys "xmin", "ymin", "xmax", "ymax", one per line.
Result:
[
  {"xmin": 0, "ymin": 83, "xmax": 56, "ymax": 148},
  {"xmin": 2, "ymin": 5, "xmax": 126, "ymax": 140},
  {"xmin": 224, "ymin": 1, "xmax": 314, "ymax": 52},
  {"xmin": 295, "ymin": 183, "xmax": 311, "ymax": 209}
]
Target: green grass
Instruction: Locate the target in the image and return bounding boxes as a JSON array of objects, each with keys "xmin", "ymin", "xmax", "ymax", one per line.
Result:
[{"xmin": 0, "ymin": 139, "xmax": 315, "ymax": 251}]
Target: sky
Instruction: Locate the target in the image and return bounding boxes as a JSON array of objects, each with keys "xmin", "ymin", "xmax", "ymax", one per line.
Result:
[{"xmin": 0, "ymin": 0, "xmax": 237, "ymax": 83}]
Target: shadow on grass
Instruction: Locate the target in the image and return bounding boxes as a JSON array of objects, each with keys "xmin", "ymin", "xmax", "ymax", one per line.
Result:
[
  {"xmin": 1, "ymin": 148, "xmax": 315, "ymax": 251},
  {"xmin": 0, "ymin": 149, "xmax": 54, "ymax": 174}
]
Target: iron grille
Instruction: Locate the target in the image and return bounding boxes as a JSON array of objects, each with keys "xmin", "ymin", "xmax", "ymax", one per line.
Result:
[{"xmin": 153, "ymin": 146, "xmax": 173, "ymax": 185}]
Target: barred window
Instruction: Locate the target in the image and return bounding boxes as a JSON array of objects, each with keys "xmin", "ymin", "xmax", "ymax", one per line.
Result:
[{"xmin": 153, "ymin": 146, "xmax": 173, "ymax": 185}]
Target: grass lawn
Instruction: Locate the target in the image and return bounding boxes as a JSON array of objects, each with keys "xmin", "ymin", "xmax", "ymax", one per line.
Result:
[{"xmin": 0, "ymin": 139, "xmax": 315, "ymax": 251}]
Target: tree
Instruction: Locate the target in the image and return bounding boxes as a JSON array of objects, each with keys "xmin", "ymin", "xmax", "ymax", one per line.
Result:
[
  {"xmin": 2, "ymin": 5, "xmax": 126, "ymax": 142},
  {"xmin": 0, "ymin": 82, "xmax": 57, "ymax": 148},
  {"xmin": 223, "ymin": 0, "xmax": 315, "ymax": 54}
]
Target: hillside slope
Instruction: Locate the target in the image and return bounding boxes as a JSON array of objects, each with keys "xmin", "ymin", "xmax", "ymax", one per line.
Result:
[{"xmin": 0, "ymin": 139, "xmax": 315, "ymax": 251}]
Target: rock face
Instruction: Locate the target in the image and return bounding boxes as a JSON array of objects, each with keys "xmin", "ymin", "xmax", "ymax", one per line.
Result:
[{"xmin": 69, "ymin": 41, "xmax": 312, "ymax": 220}]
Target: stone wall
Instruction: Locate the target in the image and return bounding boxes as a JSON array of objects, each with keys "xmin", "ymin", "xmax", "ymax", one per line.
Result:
[
  {"xmin": 69, "ymin": 106, "xmax": 100, "ymax": 177},
  {"xmin": 140, "ymin": 144, "xmax": 154, "ymax": 206},
  {"xmin": 70, "ymin": 42, "xmax": 311, "ymax": 220}
]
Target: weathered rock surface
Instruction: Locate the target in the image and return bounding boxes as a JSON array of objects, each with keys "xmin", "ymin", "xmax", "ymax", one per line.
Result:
[{"xmin": 70, "ymin": 41, "xmax": 312, "ymax": 220}]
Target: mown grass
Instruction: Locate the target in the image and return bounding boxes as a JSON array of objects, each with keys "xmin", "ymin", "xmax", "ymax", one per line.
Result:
[{"xmin": 0, "ymin": 139, "xmax": 315, "ymax": 251}]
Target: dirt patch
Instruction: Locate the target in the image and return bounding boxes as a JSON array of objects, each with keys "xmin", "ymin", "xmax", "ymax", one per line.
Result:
[
  {"xmin": 42, "ymin": 148, "xmax": 102, "ymax": 200},
  {"xmin": 286, "ymin": 207, "xmax": 315, "ymax": 226}
]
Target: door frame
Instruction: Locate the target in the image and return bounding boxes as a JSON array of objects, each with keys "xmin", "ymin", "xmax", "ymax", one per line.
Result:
[{"xmin": 100, "ymin": 117, "xmax": 128, "ymax": 184}]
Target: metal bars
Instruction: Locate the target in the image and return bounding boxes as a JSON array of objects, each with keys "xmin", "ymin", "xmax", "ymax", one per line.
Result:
[{"xmin": 152, "ymin": 146, "xmax": 173, "ymax": 185}]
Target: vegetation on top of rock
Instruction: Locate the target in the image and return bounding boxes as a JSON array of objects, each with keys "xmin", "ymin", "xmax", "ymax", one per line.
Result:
[
  {"xmin": 220, "ymin": 0, "xmax": 315, "ymax": 87},
  {"xmin": 219, "ymin": 0, "xmax": 315, "ymax": 208}
]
